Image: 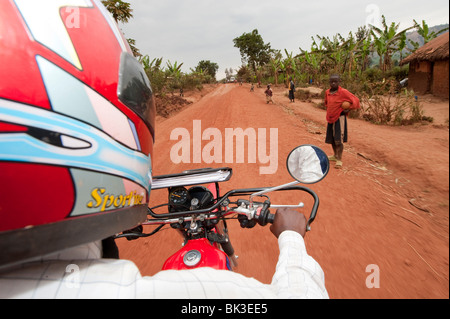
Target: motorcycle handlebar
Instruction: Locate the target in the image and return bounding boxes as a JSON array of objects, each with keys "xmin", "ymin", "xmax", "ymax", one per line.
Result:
[
  {"xmin": 275, "ymin": 185, "xmax": 319, "ymax": 231},
  {"xmin": 145, "ymin": 185, "xmax": 319, "ymax": 231}
]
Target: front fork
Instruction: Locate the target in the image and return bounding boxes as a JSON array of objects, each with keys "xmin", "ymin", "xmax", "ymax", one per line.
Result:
[{"xmin": 214, "ymin": 220, "xmax": 238, "ymax": 268}]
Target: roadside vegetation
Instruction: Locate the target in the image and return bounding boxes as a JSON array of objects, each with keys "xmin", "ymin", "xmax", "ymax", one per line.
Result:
[
  {"xmin": 102, "ymin": 0, "xmax": 448, "ymax": 125},
  {"xmin": 231, "ymin": 18, "xmax": 447, "ymax": 126},
  {"xmin": 101, "ymin": 0, "xmax": 219, "ymax": 117}
]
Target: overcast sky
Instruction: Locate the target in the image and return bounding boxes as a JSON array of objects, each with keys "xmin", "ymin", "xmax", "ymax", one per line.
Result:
[{"xmin": 119, "ymin": 0, "xmax": 449, "ymax": 80}]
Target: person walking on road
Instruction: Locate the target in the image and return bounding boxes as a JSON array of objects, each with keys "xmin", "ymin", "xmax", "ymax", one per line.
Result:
[
  {"xmin": 265, "ymin": 84, "xmax": 274, "ymax": 104},
  {"xmin": 288, "ymin": 76, "xmax": 295, "ymax": 103}
]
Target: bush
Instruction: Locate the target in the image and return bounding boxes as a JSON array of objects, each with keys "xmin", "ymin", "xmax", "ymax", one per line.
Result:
[
  {"xmin": 359, "ymin": 81, "xmax": 425, "ymax": 125},
  {"xmin": 146, "ymin": 68, "xmax": 167, "ymax": 94},
  {"xmin": 145, "ymin": 67, "xmax": 213, "ymax": 95},
  {"xmin": 362, "ymin": 68, "xmax": 383, "ymax": 82},
  {"xmin": 294, "ymin": 87, "xmax": 324, "ymax": 101},
  {"xmin": 385, "ymin": 65, "xmax": 409, "ymax": 81}
]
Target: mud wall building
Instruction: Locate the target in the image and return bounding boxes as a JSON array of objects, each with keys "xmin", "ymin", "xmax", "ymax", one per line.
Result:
[{"xmin": 400, "ymin": 32, "xmax": 449, "ymax": 98}]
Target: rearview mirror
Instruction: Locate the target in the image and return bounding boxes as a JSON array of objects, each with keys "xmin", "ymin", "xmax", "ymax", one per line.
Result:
[{"xmin": 286, "ymin": 145, "xmax": 330, "ymax": 184}]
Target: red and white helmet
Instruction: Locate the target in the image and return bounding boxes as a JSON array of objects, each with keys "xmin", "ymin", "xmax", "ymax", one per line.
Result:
[{"xmin": 0, "ymin": 0, "xmax": 155, "ymax": 266}]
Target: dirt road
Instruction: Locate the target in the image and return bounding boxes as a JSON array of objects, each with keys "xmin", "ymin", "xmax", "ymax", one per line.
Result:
[{"xmin": 117, "ymin": 83, "xmax": 449, "ymax": 299}]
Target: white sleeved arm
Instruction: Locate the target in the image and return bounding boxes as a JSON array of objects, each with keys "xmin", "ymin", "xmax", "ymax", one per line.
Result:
[
  {"xmin": 136, "ymin": 231, "xmax": 329, "ymax": 299},
  {"xmin": 270, "ymin": 231, "xmax": 329, "ymax": 299},
  {"xmin": 0, "ymin": 233, "xmax": 329, "ymax": 299}
]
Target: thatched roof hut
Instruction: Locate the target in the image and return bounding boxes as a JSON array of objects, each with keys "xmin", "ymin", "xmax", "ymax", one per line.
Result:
[
  {"xmin": 400, "ymin": 32, "xmax": 449, "ymax": 98},
  {"xmin": 401, "ymin": 32, "xmax": 449, "ymax": 65}
]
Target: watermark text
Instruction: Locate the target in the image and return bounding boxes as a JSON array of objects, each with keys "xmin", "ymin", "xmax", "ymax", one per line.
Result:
[{"xmin": 170, "ymin": 120, "xmax": 278, "ymax": 175}]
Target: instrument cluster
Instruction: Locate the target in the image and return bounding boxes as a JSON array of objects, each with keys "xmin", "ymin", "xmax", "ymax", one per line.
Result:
[{"xmin": 168, "ymin": 186, "xmax": 215, "ymax": 213}]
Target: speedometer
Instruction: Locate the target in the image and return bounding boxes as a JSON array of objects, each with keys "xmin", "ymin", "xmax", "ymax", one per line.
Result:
[{"xmin": 168, "ymin": 187, "xmax": 190, "ymax": 212}]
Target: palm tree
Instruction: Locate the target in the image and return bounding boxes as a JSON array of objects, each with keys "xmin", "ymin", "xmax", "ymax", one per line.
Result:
[
  {"xmin": 126, "ymin": 38, "xmax": 141, "ymax": 57},
  {"xmin": 101, "ymin": 1, "xmax": 141, "ymax": 56},
  {"xmin": 101, "ymin": 0, "xmax": 133, "ymax": 23}
]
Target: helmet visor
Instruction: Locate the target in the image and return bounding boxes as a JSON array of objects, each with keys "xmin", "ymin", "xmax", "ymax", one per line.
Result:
[{"xmin": 117, "ymin": 52, "xmax": 156, "ymax": 140}]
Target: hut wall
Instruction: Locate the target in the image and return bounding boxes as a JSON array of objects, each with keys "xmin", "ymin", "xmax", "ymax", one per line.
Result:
[
  {"xmin": 408, "ymin": 61, "xmax": 432, "ymax": 94},
  {"xmin": 432, "ymin": 59, "xmax": 449, "ymax": 98}
]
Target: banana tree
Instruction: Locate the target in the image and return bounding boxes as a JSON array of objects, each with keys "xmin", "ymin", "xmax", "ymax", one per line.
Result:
[
  {"xmin": 139, "ymin": 55, "xmax": 150, "ymax": 70},
  {"xmin": 151, "ymin": 57, "xmax": 163, "ymax": 71},
  {"xmin": 297, "ymin": 36, "xmax": 333, "ymax": 84},
  {"xmin": 282, "ymin": 49, "xmax": 296, "ymax": 87},
  {"xmin": 166, "ymin": 60, "xmax": 184, "ymax": 78},
  {"xmin": 370, "ymin": 15, "xmax": 414, "ymax": 72},
  {"xmin": 355, "ymin": 33, "xmax": 373, "ymax": 73},
  {"xmin": 316, "ymin": 34, "xmax": 344, "ymax": 73},
  {"xmin": 189, "ymin": 67, "xmax": 207, "ymax": 83},
  {"xmin": 340, "ymin": 32, "xmax": 359, "ymax": 74},
  {"xmin": 268, "ymin": 51, "xmax": 282, "ymax": 86},
  {"xmin": 302, "ymin": 50, "xmax": 321, "ymax": 84},
  {"xmin": 165, "ymin": 60, "xmax": 184, "ymax": 92},
  {"xmin": 409, "ymin": 19, "xmax": 449, "ymax": 51},
  {"xmin": 139, "ymin": 56, "xmax": 163, "ymax": 74}
]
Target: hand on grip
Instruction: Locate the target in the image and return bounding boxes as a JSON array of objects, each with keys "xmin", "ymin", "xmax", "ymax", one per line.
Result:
[{"xmin": 269, "ymin": 208, "xmax": 307, "ymax": 238}]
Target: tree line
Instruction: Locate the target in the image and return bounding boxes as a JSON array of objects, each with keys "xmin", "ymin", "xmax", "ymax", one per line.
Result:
[
  {"xmin": 102, "ymin": 0, "xmax": 448, "ymax": 98},
  {"xmin": 232, "ymin": 18, "xmax": 448, "ymax": 89}
]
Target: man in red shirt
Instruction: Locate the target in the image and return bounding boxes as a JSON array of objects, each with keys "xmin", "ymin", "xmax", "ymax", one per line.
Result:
[{"xmin": 324, "ymin": 74, "xmax": 360, "ymax": 168}]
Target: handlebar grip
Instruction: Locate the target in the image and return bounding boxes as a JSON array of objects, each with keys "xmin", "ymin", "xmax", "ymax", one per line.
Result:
[
  {"xmin": 256, "ymin": 200, "xmax": 272, "ymax": 226},
  {"xmin": 266, "ymin": 213, "xmax": 275, "ymax": 224}
]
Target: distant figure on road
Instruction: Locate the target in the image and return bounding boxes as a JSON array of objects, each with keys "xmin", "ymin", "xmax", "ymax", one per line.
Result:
[
  {"xmin": 288, "ymin": 76, "xmax": 295, "ymax": 103},
  {"xmin": 265, "ymin": 84, "xmax": 273, "ymax": 104}
]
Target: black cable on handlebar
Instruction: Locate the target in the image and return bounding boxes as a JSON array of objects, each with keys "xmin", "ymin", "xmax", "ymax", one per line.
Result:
[
  {"xmin": 114, "ymin": 224, "xmax": 165, "ymax": 240},
  {"xmin": 148, "ymin": 188, "xmax": 269, "ymax": 219}
]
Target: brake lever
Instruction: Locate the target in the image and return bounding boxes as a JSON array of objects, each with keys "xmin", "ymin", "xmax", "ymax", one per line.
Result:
[{"xmin": 270, "ymin": 202, "xmax": 304, "ymax": 209}]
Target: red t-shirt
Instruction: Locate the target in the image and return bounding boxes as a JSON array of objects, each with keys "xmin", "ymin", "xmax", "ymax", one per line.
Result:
[{"xmin": 324, "ymin": 86, "xmax": 360, "ymax": 123}]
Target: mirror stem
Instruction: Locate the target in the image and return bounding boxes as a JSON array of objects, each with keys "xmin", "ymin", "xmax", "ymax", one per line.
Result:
[{"xmin": 249, "ymin": 181, "xmax": 299, "ymax": 209}]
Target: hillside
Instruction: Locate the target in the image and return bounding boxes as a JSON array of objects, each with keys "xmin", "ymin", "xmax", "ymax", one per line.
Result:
[{"xmin": 406, "ymin": 23, "xmax": 449, "ymax": 48}]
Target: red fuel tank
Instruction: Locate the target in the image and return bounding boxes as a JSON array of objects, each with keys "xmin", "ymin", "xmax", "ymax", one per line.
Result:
[{"xmin": 162, "ymin": 238, "xmax": 230, "ymax": 270}]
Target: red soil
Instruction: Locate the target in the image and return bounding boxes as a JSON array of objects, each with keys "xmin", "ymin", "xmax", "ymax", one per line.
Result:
[{"xmin": 117, "ymin": 83, "xmax": 449, "ymax": 299}]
